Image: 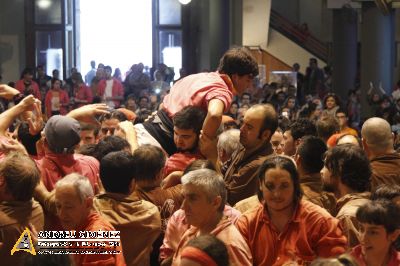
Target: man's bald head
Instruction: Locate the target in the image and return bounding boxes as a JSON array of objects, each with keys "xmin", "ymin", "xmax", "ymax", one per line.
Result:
[{"xmin": 361, "ymin": 117, "xmax": 393, "ymax": 153}]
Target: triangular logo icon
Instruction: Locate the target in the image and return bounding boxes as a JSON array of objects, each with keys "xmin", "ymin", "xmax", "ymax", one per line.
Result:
[{"xmin": 10, "ymin": 227, "xmax": 36, "ymax": 256}]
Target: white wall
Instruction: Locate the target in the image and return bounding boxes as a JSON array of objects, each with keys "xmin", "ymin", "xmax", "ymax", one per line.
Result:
[
  {"xmin": 266, "ymin": 29, "xmax": 326, "ymax": 71},
  {"xmin": 243, "ymin": 0, "xmax": 271, "ymax": 47}
]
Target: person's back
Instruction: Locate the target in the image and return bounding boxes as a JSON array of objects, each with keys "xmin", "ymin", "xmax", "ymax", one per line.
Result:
[
  {"xmin": 296, "ymin": 136, "xmax": 336, "ymax": 215},
  {"xmin": 93, "ymin": 151, "xmax": 161, "ymax": 265},
  {"xmin": 361, "ymin": 117, "xmax": 400, "ymax": 191}
]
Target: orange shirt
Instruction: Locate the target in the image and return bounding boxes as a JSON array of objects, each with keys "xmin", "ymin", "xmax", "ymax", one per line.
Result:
[
  {"xmin": 340, "ymin": 126, "xmax": 358, "ymax": 137},
  {"xmin": 236, "ymin": 200, "xmax": 347, "ymax": 266}
]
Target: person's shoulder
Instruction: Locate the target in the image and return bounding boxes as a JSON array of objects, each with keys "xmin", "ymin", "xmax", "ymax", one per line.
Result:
[{"xmin": 298, "ymin": 199, "xmax": 333, "ymax": 219}]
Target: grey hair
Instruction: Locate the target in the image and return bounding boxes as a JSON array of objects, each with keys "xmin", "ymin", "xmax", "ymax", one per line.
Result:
[
  {"xmin": 181, "ymin": 169, "xmax": 227, "ymax": 212},
  {"xmin": 217, "ymin": 129, "xmax": 242, "ymax": 157},
  {"xmin": 55, "ymin": 173, "xmax": 94, "ymax": 202}
]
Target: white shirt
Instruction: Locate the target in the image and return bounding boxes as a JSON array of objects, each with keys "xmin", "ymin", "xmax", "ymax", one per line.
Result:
[{"xmin": 105, "ymin": 79, "xmax": 114, "ymax": 108}]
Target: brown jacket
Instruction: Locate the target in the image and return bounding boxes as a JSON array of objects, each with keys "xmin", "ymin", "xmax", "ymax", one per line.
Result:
[
  {"xmin": 336, "ymin": 192, "xmax": 370, "ymax": 248},
  {"xmin": 223, "ymin": 143, "xmax": 273, "ymax": 205},
  {"xmin": 370, "ymin": 152, "xmax": 400, "ymax": 191},
  {"xmin": 135, "ymin": 185, "xmax": 183, "ymax": 230},
  {"xmin": 93, "ymin": 193, "xmax": 161, "ymax": 266},
  {"xmin": 0, "ymin": 200, "xmax": 44, "ymax": 266},
  {"xmin": 300, "ymin": 173, "xmax": 337, "ymax": 215}
]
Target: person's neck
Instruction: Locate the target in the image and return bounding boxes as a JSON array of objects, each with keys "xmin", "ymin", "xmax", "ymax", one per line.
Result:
[
  {"xmin": 267, "ymin": 204, "xmax": 295, "ymax": 232},
  {"xmin": 368, "ymin": 148, "xmax": 396, "ymax": 160},
  {"xmin": 337, "ymin": 182, "xmax": 355, "ymax": 199},
  {"xmin": 136, "ymin": 179, "xmax": 159, "ymax": 190},
  {"xmin": 198, "ymin": 212, "xmax": 223, "ymax": 235},
  {"xmin": 364, "ymin": 250, "xmax": 391, "ymax": 266},
  {"xmin": 244, "ymin": 142, "xmax": 264, "ymax": 157}
]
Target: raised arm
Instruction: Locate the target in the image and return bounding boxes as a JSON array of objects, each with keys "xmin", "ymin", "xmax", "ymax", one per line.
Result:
[{"xmin": 202, "ymin": 98, "xmax": 224, "ymax": 139}]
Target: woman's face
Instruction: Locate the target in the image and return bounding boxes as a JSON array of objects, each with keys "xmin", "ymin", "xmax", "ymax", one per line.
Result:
[
  {"xmin": 325, "ymin": 96, "xmax": 336, "ymax": 110},
  {"xmin": 261, "ymin": 167, "xmax": 295, "ymax": 213},
  {"xmin": 287, "ymin": 99, "xmax": 296, "ymax": 109},
  {"xmin": 53, "ymin": 80, "xmax": 61, "ymax": 90},
  {"xmin": 230, "ymin": 103, "xmax": 238, "ymax": 115}
]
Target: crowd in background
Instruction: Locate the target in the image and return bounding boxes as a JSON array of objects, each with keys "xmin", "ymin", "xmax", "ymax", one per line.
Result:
[{"xmin": 0, "ymin": 47, "xmax": 400, "ymax": 266}]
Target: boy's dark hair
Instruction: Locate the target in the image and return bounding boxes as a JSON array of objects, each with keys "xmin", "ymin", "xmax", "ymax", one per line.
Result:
[
  {"xmin": 99, "ymin": 110, "xmax": 127, "ymax": 123},
  {"xmin": 289, "ymin": 118, "xmax": 317, "ymax": 141},
  {"xmin": 371, "ymin": 184, "xmax": 400, "ymax": 201},
  {"xmin": 100, "ymin": 151, "xmax": 135, "ymax": 194},
  {"xmin": 173, "ymin": 106, "xmax": 206, "ymax": 135},
  {"xmin": 297, "ymin": 136, "xmax": 327, "ymax": 173},
  {"xmin": 324, "ymin": 144, "xmax": 371, "ymax": 192},
  {"xmin": 17, "ymin": 122, "xmax": 40, "ymax": 156},
  {"xmin": 93, "ymin": 135, "xmax": 130, "ymax": 162},
  {"xmin": 356, "ymin": 199, "xmax": 400, "ymax": 233},
  {"xmin": 316, "ymin": 115, "xmax": 339, "ymax": 141},
  {"xmin": 217, "ymin": 47, "xmax": 259, "ymax": 77},
  {"xmin": 132, "ymin": 145, "xmax": 166, "ymax": 181}
]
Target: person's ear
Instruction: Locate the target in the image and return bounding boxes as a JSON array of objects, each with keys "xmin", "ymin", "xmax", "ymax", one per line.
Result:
[
  {"xmin": 389, "ymin": 229, "xmax": 400, "ymax": 242},
  {"xmin": 0, "ymin": 175, "xmax": 5, "ymax": 187},
  {"xmin": 213, "ymin": 196, "xmax": 222, "ymax": 211},
  {"xmin": 261, "ymin": 129, "xmax": 271, "ymax": 141},
  {"xmin": 128, "ymin": 179, "xmax": 136, "ymax": 194},
  {"xmin": 86, "ymin": 196, "xmax": 93, "ymax": 208}
]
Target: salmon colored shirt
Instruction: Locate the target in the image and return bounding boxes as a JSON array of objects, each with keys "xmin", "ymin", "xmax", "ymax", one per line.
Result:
[
  {"xmin": 172, "ymin": 217, "xmax": 252, "ymax": 266},
  {"xmin": 162, "ymin": 72, "xmax": 234, "ymax": 117},
  {"xmin": 73, "ymin": 212, "xmax": 126, "ymax": 266},
  {"xmin": 160, "ymin": 205, "xmax": 242, "ymax": 261},
  {"xmin": 236, "ymin": 200, "xmax": 348, "ymax": 266}
]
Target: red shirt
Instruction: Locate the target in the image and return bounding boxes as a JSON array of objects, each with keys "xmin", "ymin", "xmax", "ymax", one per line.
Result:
[
  {"xmin": 162, "ymin": 72, "xmax": 234, "ymax": 117},
  {"xmin": 37, "ymin": 152, "xmax": 99, "ymax": 192},
  {"xmin": 73, "ymin": 84, "xmax": 93, "ymax": 108},
  {"xmin": 163, "ymin": 151, "xmax": 204, "ymax": 177},
  {"xmin": 73, "ymin": 212, "xmax": 126, "ymax": 266},
  {"xmin": 236, "ymin": 200, "xmax": 348, "ymax": 265},
  {"xmin": 350, "ymin": 245, "xmax": 400, "ymax": 266},
  {"xmin": 98, "ymin": 78, "xmax": 124, "ymax": 108},
  {"xmin": 15, "ymin": 79, "xmax": 41, "ymax": 99}
]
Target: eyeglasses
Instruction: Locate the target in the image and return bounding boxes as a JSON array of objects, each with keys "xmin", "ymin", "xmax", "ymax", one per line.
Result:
[{"xmin": 101, "ymin": 127, "xmax": 116, "ymax": 135}]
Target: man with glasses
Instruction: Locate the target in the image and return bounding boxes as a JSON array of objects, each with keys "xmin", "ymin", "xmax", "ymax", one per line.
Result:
[{"xmin": 335, "ymin": 108, "xmax": 358, "ymax": 136}]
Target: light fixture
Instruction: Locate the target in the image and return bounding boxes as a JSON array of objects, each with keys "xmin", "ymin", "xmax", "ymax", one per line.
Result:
[
  {"xmin": 178, "ymin": 0, "xmax": 191, "ymax": 5},
  {"xmin": 37, "ymin": 0, "xmax": 52, "ymax": 10}
]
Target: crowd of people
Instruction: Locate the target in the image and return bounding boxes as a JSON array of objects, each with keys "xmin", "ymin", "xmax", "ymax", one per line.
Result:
[{"xmin": 0, "ymin": 46, "xmax": 400, "ymax": 266}]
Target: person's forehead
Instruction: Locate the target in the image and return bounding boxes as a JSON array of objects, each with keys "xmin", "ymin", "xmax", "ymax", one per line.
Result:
[
  {"xmin": 264, "ymin": 168, "xmax": 292, "ymax": 182},
  {"xmin": 55, "ymin": 185, "xmax": 79, "ymax": 200},
  {"xmin": 102, "ymin": 119, "xmax": 119, "ymax": 126},
  {"xmin": 183, "ymin": 183, "xmax": 204, "ymax": 196},
  {"xmin": 174, "ymin": 127, "xmax": 196, "ymax": 135}
]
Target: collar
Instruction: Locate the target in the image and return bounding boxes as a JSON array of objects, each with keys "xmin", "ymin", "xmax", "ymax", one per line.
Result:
[
  {"xmin": 219, "ymin": 73, "xmax": 238, "ymax": 95},
  {"xmin": 97, "ymin": 192, "xmax": 140, "ymax": 203},
  {"xmin": 261, "ymin": 200, "xmax": 302, "ymax": 225},
  {"xmin": 336, "ymin": 192, "xmax": 370, "ymax": 211}
]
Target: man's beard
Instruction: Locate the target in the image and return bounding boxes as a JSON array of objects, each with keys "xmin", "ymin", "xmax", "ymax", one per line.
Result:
[{"xmin": 176, "ymin": 139, "xmax": 199, "ymax": 153}]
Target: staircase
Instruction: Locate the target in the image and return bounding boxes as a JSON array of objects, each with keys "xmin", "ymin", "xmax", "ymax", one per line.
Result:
[{"xmin": 269, "ymin": 9, "xmax": 329, "ymax": 63}]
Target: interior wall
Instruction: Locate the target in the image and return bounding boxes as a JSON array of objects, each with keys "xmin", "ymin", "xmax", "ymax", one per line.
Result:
[
  {"xmin": 0, "ymin": 0, "xmax": 25, "ymax": 83},
  {"xmin": 243, "ymin": 0, "xmax": 271, "ymax": 46}
]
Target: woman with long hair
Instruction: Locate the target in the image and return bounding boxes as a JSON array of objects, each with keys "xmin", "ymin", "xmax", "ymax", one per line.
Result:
[{"xmin": 45, "ymin": 78, "xmax": 69, "ymax": 118}]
